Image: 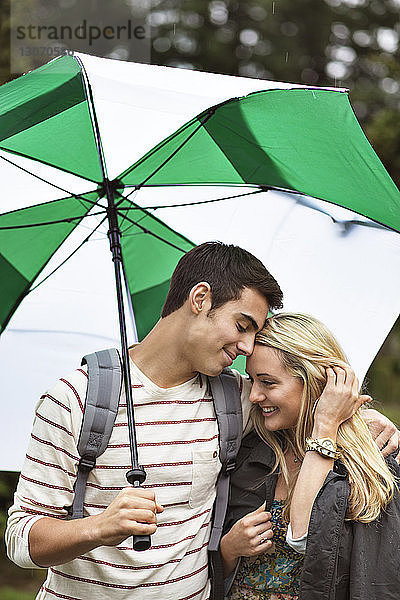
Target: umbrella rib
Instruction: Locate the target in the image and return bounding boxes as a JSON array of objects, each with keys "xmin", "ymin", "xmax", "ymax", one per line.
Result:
[
  {"xmin": 0, "ymin": 192, "xmax": 101, "ymax": 219},
  {"xmin": 0, "ymin": 210, "xmax": 107, "ymax": 230},
  {"xmin": 119, "ymin": 213, "xmax": 150, "ymax": 236},
  {"xmin": 119, "ymin": 96, "xmax": 238, "ymax": 184},
  {"xmin": 113, "ymin": 193, "xmax": 134, "ymax": 230},
  {"xmin": 0, "ymin": 153, "xmax": 102, "ymax": 209},
  {"xmin": 0, "ymin": 146, "xmax": 101, "ymax": 186},
  {"xmin": 73, "ymin": 56, "xmax": 109, "ymax": 183},
  {"xmin": 116, "ymin": 193, "xmax": 195, "ymax": 248},
  {"xmin": 119, "ymin": 120, "xmax": 199, "ymax": 182},
  {"xmin": 28, "ymin": 215, "xmax": 108, "ymax": 294},
  {"xmin": 127, "ymin": 184, "xmax": 398, "ymax": 233},
  {"xmin": 0, "ymin": 204, "xmax": 95, "ymax": 334},
  {"xmin": 116, "ymin": 188, "xmax": 266, "ymax": 240},
  {"xmin": 119, "ymin": 188, "xmax": 266, "ymax": 210},
  {"xmin": 114, "ymin": 208, "xmax": 188, "ymax": 253},
  {"xmin": 134, "ymin": 110, "xmax": 215, "ymax": 190},
  {"xmin": 118, "ymin": 191, "xmax": 149, "ymax": 234}
]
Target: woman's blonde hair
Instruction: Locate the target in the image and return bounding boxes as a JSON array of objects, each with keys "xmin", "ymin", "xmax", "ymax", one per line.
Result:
[{"xmin": 251, "ymin": 312, "xmax": 396, "ymax": 523}]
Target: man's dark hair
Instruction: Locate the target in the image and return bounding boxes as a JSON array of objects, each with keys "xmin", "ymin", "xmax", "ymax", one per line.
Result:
[{"xmin": 161, "ymin": 242, "xmax": 283, "ymax": 318}]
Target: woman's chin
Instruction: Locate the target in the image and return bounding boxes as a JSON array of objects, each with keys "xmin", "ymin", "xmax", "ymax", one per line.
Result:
[{"xmin": 262, "ymin": 411, "xmax": 281, "ymax": 430}]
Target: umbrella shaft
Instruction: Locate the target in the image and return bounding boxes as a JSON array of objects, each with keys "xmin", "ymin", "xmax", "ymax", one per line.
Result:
[{"xmin": 107, "ymin": 203, "xmax": 140, "ymax": 472}]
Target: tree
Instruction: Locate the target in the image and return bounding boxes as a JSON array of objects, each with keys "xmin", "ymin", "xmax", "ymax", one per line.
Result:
[{"xmin": 149, "ymin": 0, "xmax": 400, "ymax": 183}]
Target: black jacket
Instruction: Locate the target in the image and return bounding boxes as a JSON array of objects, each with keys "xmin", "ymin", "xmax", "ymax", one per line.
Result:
[{"xmin": 224, "ymin": 431, "xmax": 400, "ymax": 600}]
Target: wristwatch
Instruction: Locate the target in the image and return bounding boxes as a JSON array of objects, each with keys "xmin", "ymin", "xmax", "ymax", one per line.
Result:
[{"xmin": 305, "ymin": 437, "xmax": 341, "ymax": 460}]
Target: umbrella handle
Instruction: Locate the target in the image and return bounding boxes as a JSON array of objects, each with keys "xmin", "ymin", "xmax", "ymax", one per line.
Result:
[
  {"xmin": 126, "ymin": 467, "xmax": 152, "ymax": 551},
  {"xmin": 133, "ymin": 533, "xmax": 151, "ymax": 551}
]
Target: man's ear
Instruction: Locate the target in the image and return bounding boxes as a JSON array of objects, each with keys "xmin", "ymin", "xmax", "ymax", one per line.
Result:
[{"xmin": 189, "ymin": 282, "xmax": 212, "ymax": 315}]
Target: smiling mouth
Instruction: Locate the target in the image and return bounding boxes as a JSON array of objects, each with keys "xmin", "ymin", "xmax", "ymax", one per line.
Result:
[
  {"xmin": 223, "ymin": 350, "xmax": 236, "ymax": 365},
  {"xmin": 261, "ymin": 407, "xmax": 279, "ymax": 415}
]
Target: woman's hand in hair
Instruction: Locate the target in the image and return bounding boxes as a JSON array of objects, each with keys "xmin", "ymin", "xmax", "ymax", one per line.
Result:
[
  {"xmin": 313, "ymin": 366, "xmax": 370, "ymax": 433},
  {"xmin": 220, "ymin": 504, "xmax": 273, "ymax": 576}
]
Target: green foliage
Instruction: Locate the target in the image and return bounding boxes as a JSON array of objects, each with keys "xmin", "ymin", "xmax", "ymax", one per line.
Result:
[
  {"xmin": 0, "ymin": 587, "xmax": 37, "ymax": 600},
  {"xmin": 366, "ymin": 108, "xmax": 400, "ymax": 186},
  {"xmin": 0, "ymin": 472, "xmax": 18, "ymax": 537},
  {"xmin": 0, "ymin": 0, "xmax": 10, "ymax": 83},
  {"xmin": 380, "ymin": 405, "xmax": 400, "ymax": 427},
  {"xmin": 365, "ymin": 316, "xmax": 400, "ymax": 406}
]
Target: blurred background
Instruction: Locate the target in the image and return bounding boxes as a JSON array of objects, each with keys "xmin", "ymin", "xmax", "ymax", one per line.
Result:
[{"xmin": 0, "ymin": 0, "xmax": 399, "ymax": 597}]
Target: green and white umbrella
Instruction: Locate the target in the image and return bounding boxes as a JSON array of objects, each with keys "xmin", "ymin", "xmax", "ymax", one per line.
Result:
[{"xmin": 1, "ymin": 52, "xmax": 400, "ymax": 471}]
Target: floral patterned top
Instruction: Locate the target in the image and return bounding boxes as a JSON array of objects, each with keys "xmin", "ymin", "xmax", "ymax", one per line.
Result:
[{"xmin": 228, "ymin": 500, "xmax": 304, "ymax": 600}]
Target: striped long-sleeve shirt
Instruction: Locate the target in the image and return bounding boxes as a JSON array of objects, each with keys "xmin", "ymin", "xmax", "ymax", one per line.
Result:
[{"xmin": 6, "ymin": 359, "xmax": 250, "ymax": 600}]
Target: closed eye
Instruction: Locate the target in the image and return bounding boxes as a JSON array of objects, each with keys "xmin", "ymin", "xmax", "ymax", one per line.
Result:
[{"xmin": 236, "ymin": 323, "xmax": 247, "ymax": 333}]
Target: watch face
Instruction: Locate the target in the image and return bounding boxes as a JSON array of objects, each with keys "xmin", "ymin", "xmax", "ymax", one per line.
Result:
[
  {"xmin": 320, "ymin": 439, "xmax": 335, "ymax": 451},
  {"xmin": 306, "ymin": 438, "xmax": 338, "ymax": 458}
]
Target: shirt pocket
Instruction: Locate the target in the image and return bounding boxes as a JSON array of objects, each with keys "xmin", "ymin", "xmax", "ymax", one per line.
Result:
[{"xmin": 189, "ymin": 446, "xmax": 220, "ymax": 510}]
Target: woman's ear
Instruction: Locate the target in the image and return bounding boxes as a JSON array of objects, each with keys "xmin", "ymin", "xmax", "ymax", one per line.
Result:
[{"xmin": 189, "ymin": 282, "xmax": 212, "ymax": 314}]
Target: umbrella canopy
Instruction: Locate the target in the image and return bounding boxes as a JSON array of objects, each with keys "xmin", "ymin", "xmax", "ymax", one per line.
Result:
[{"xmin": 1, "ymin": 52, "xmax": 400, "ymax": 471}]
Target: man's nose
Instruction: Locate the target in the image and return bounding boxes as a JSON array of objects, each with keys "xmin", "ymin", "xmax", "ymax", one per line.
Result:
[{"xmin": 237, "ymin": 334, "xmax": 255, "ymax": 357}]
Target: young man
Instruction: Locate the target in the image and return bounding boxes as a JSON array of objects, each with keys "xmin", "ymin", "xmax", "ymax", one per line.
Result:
[{"xmin": 6, "ymin": 242, "xmax": 399, "ymax": 600}]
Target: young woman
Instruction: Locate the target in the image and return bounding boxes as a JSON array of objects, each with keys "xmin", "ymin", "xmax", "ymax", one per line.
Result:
[{"xmin": 221, "ymin": 313, "xmax": 400, "ymax": 600}]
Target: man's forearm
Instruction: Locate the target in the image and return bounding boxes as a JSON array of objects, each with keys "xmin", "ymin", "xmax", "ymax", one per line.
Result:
[
  {"xmin": 29, "ymin": 515, "xmax": 101, "ymax": 567},
  {"xmin": 28, "ymin": 487, "xmax": 162, "ymax": 567},
  {"xmin": 361, "ymin": 408, "xmax": 400, "ymax": 458}
]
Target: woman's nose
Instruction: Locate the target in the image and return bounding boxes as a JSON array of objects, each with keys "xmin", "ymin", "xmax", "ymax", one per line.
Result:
[{"xmin": 249, "ymin": 383, "xmax": 264, "ymax": 404}]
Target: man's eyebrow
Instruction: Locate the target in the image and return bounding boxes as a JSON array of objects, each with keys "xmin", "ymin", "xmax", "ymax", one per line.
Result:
[{"xmin": 240, "ymin": 312, "xmax": 260, "ymax": 331}]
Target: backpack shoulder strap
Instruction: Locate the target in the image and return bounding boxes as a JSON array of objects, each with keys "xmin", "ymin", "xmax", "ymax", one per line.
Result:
[
  {"xmin": 208, "ymin": 368, "xmax": 242, "ymax": 551},
  {"xmin": 70, "ymin": 348, "xmax": 122, "ymax": 519}
]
